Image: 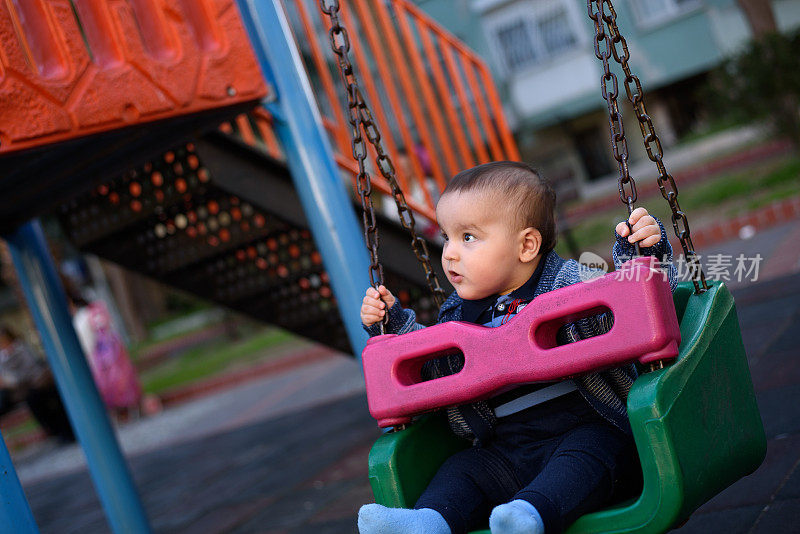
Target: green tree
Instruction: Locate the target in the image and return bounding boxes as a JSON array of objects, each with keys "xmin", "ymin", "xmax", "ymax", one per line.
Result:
[{"xmin": 708, "ymin": 29, "xmax": 800, "ymax": 148}]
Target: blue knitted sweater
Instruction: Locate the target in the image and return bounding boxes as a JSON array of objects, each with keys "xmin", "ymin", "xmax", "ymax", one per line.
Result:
[{"xmin": 365, "ymin": 220, "xmax": 678, "ymax": 439}]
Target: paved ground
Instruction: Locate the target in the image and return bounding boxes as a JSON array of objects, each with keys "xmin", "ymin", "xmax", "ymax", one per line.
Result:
[
  {"xmin": 11, "ymin": 219, "xmax": 800, "ymax": 533},
  {"xmin": 675, "ymin": 271, "xmax": 800, "ymax": 533},
  {"xmin": 16, "ymin": 356, "xmax": 374, "ymax": 534}
]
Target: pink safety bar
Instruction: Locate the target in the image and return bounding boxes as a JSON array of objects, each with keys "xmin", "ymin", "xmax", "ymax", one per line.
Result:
[{"xmin": 361, "ymin": 257, "xmax": 681, "ymax": 427}]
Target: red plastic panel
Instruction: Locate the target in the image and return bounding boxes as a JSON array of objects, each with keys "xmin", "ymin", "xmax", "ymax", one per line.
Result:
[
  {"xmin": 0, "ymin": 0, "xmax": 267, "ymax": 154},
  {"xmin": 362, "ymin": 258, "xmax": 681, "ymax": 427}
]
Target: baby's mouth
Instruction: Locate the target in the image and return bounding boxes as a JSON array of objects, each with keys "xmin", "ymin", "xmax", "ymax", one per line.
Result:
[{"xmin": 448, "ymin": 270, "xmax": 463, "ymax": 283}]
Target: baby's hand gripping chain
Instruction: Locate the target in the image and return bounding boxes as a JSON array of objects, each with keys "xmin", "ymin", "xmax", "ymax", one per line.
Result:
[{"xmin": 361, "ymin": 257, "xmax": 680, "ymax": 427}]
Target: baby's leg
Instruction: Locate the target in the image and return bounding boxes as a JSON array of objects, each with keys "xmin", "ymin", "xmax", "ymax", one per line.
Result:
[
  {"xmin": 415, "ymin": 445, "xmax": 520, "ymax": 534},
  {"xmin": 358, "ymin": 505, "xmax": 448, "ymax": 534},
  {"xmin": 492, "ymin": 422, "xmax": 636, "ymax": 534},
  {"xmin": 359, "ymin": 446, "xmax": 519, "ymax": 534},
  {"xmin": 488, "ymin": 499, "xmax": 545, "ymax": 534}
]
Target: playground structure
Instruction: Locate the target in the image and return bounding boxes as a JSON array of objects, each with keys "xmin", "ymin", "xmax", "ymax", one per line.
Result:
[
  {"xmin": 4, "ymin": 0, "xmax": 519, "ymax": 353},
  {"xmin": 0, "ymin": 0, "xmax": 518, "ymax": 531},
  {"xmin": 0, "ymin": 0, "xmax": 767, "ymax": 532}
]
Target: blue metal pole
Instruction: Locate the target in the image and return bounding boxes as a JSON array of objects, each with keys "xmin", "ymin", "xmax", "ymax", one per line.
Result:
[
  {"xmin": 0, "ymin": 433, "xmax": 38, "ymax": 533},
  {"xmin": 236, "ymin": 0, "xmax": 371, "ymax": 357},
  {"xmin": 5, "ymin": 220, "xmax": 152, "ymax": 534}
]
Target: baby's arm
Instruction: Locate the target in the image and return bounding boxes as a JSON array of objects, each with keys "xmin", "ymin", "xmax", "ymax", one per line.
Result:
[
  {"xmin": 612, "ymin": 207, "xmax": 678, "ymax": 292},
  {"xmin": 556, "ymin": 209, "xmax": 677, "ymax": 383},
  {"xmin": 361, "ymin": 285, "xmax": 427, "ymax": 337}
]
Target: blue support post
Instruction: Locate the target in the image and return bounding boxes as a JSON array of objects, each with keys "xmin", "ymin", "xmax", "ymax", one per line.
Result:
[
  {"xmin": 236, "ymin": 0, "xmax": 371, "ymax": 356},
  {"xmin": 5, "ymin": 220, "xmax": 152, "ymax": 534},
  {"xmin": 0, "ymin": 434, "xmax": 38, "ymax": 533}
]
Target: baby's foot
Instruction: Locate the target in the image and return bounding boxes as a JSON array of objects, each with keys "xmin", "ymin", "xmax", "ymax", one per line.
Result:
[
  {"xmin": 489, "ymin": 499, "xmax": 544, "ymax": 534},
  {"xmin": 357, "ymin": 503, "xmax": 450, "ymax": 534}
]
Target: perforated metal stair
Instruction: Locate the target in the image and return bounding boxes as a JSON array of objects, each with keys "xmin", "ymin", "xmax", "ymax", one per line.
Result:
[{"xmin": 55, "ymin": 130, "xmax": 444, "ymax": 353}]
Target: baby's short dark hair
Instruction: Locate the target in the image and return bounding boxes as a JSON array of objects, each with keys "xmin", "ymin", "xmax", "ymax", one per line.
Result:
[{"xmin": 442, "ymin": 161, "xmax": 557, "ymax": 254}]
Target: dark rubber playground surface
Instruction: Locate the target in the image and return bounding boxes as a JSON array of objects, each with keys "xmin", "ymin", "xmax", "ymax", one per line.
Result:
[{"xmin": 17, "ymin": 233, "xmax": 800, "ymax": 533}]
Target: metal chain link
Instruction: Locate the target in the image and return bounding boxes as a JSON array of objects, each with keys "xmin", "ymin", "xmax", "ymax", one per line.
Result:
[
  {"xmin": 322, "ymin": 0, "xmax": 386, "ymax": 331},
  {"xmin": 319, "ymin": 0, "xmax": 446, "ymax": 310},
  {"xmin": 358, "ymin": 101, "xmax": 446, "ymax": 307},
  {"xmin": 588, "ymin": 0, "xmax": 640, "ymax": 256},
  {"xmin": 593, "ymin": 0, "xmax": 708, "ymax": 293}
]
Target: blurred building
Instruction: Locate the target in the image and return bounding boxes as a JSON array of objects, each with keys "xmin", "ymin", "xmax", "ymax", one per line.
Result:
[{"xmin": 415, "ymin": 0, "xmax": 800, "ymax": 200}]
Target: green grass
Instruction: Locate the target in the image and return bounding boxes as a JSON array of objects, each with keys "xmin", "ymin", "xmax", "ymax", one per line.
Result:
[
  {"xmin": 742, "ymin": 185, "xmax": 800, "ymax": 213},
  {"xmin": 1, "ymin": 416, "xmax": 39, "ymax": 441},
  {"xmin": 762, "ymin": 158, "xmax": 800, "ymax": 186},
  {"xmin": 678, "ymin": 156, "xmax": 800, "ymax": 213},
  {"xmin": 673, "ymin": 116, "xmax": 751, "ymax": 147},
  {"xmin": 140, "ymin": 327, "xmax": 298, "ymax": 395},
  {"xmin": 558, "ymin": 154, "xmax": 800, "ymax": 256},
  {"xmin": 129, "ymin": 322, "xmax": 214, "ymax": 364},
  {"xmin": 556, "ymin": 213, "xmax": 621, "ymax": 257}
]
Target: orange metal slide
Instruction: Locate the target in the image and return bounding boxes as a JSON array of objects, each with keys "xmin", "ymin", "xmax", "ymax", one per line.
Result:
[{"xmin": 0, "ymin": 0, "xmax": 267, "ymax": 154}]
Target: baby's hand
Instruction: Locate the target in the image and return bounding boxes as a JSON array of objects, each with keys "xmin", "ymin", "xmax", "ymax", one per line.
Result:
[
  {"xmin": 615, "ymin": 207, "xmax": 661, "ymax": 248},
  {"xmin": 361, "ymin": 285, "xmax": 396, "ymax": 326}
]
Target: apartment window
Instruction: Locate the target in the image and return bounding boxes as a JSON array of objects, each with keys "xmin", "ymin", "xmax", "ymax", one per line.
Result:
[
  {"xmin": 496, "ymin": 20, "xmax": 539, "ymax": 71},
  {"xmin": 537, "ymin": 8, "xmax": 577, "ymax": 56},
  {"xmin": 632, "ymin": 0, "xmax": 700, "ymax": 26},
  {"xmin": 487, "ymin": 1, "xmax": 582, "ymax": 74}
]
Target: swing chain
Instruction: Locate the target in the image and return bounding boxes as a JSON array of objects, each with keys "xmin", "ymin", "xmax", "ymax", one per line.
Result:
[
  {"xmin": 588, "ymin": 0, "xmax": 635, "ymax": 205},
  {"xmin": 588, "ymin": 0, "xmax": 640, "ymax": 255},
  {"xmin": 322, "ymin": 0, "xmax": 386, "ymax": 332},
  {"xmin": 592, "ymin": 0, "xmax": 708, "ymax": 293},
  {"xmin": 358, "ymin": 102, "xmax": 446, "ymax": 307},
  {"xmin": 319, "ymin": 0, "xmax": 446, "ymax": 309}
]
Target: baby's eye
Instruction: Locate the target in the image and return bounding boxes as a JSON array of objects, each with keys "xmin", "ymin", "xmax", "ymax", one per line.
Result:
[
  {"xmin": 440, "ymin": 232, "xmax": 449, "ymax": 242},
  {"xmin": 463, "ymin": 233, "xmax": 476, "ymax": 242}
]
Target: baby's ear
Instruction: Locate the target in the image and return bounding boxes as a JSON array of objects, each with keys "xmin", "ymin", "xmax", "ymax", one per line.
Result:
[{"xmin": 520, "ymin": 227, "xmax": 542, "ymax": 263}]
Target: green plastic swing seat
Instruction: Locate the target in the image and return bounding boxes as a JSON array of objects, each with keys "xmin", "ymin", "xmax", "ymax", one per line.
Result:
[{"xmin": 367, "ymin": 280, "xmax": 767, "ymax": 533}]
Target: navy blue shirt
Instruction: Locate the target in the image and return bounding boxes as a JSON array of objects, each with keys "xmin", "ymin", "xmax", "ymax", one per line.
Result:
[{"xmin": 461, "ymin": 258, "xmax": 545, "ymax": 327}]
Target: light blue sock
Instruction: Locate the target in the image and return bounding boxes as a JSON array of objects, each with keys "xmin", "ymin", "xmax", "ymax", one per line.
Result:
[
  {"xmin": 358, "ymin": 503, "xmax": 450, "ymax": 534},
  {"xmin": 489, "ymin": 499, "xmax": 545, "ymax": 534}
]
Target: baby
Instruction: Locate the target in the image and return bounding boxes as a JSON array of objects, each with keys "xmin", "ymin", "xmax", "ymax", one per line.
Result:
[{"xmin": 358, "ymin": 161, "xmax": 676, "ymax": 534}]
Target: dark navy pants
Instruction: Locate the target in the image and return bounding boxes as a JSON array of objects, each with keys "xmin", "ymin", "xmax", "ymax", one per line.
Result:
[{"xmin": 414, "ymin": 392, "xmax": 639, "ymax": 534}]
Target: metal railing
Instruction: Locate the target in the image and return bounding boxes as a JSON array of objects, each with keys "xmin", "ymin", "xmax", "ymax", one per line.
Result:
[{"xmin": 223, "ymin": 0, "xmax": 519, "ymax": 222}]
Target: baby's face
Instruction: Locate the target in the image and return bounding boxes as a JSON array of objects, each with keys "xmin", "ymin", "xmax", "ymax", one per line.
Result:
[{"xmin": 436, "ymin": 190, "xmax": 525, "ymax": 300}]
